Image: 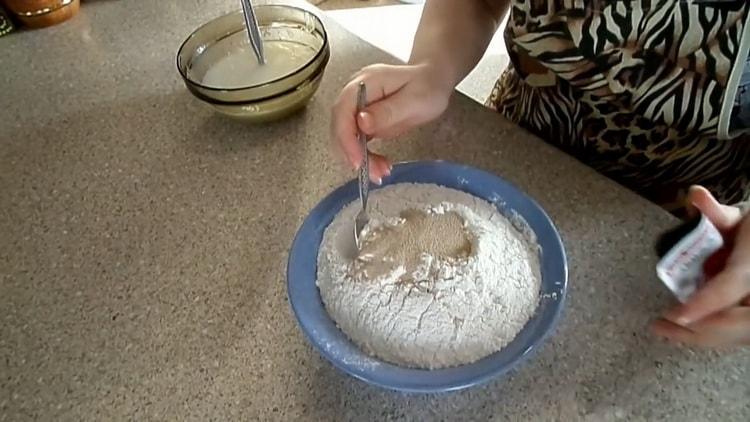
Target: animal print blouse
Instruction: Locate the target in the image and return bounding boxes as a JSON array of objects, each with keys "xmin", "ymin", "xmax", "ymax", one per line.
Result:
[{"xmin": 488, "ymin": 0, "xmax": 750, "ymax": 213}]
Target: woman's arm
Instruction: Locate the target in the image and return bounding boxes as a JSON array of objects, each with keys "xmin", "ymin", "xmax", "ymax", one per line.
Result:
[
  {"xmin": 409, "ymin": 0, "xmax": 509, "ymax": 91},
  {"xmin": 331, "ymin": 0, "xmax": 509, "ymax": 182}
]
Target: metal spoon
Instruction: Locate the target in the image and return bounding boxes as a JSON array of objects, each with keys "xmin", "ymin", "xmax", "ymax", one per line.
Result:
[
  {"xmin": 354, "ymin": 82, "xmax": 370, "ymax": 249},
  {"xmin": 240, "ymin": 0, "xmax": 265, "ymax": 64}
]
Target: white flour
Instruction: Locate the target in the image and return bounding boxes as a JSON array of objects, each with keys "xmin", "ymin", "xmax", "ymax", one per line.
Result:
[{"xmin": 316, "ymin": 183, "xmax": 541, "ymax": 369}]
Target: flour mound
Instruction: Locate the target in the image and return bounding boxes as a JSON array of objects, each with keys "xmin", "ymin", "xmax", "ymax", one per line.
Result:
[{"xmin": 316, "ymin": 183, "xmax": 541, "ymax": 369}]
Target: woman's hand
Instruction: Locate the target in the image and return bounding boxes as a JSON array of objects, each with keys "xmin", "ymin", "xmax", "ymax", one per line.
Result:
[
  {"xmin": 330, "ymin": 0, "xmax": 509, "ymax": 183},
  {"xmin": 331, "ymin": 63, "xmax": 453, "ymax": 183},
  {"xmin": 652, "ymin": 186, "xmax": 750, "ymax": 347}
]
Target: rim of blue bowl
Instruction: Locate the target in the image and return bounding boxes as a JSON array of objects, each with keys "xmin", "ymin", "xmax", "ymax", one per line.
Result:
[{"xmin": 287, "ymin": 160, "xmax": 568, "ymax": 393}]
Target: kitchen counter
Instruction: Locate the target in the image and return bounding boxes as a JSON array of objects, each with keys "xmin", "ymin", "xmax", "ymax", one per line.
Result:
[{"xmin": 1, "ymin": 1, "xmax": 748, "ymax": 420}]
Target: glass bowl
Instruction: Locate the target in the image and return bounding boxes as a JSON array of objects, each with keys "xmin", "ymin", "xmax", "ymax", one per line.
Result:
[{"xmin": 177, "ymin": 5, "xmax": 329, "ymax": 122}]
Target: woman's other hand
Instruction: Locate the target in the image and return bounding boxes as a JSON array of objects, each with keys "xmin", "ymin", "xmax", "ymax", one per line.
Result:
[{"xmin": 652, "ymin": 186, "xmax": 750, "ymax": 347}]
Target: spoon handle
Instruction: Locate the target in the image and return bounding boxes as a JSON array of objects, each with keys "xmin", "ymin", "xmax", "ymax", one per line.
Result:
[
  {"xmin": 240, "ymin": 0, "xmax": 265, "ymax": 64},
  {"xmin": 357, "ymin": 82, "xmax": 369, "ymax": 210}
]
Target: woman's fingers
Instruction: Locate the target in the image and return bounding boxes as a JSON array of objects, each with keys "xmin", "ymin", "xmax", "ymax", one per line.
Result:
[
  {"xmin": 686, "ymin": 185, "xmax": 742, "ymax": 230},
  {"xmin": 651, "ymin": 319, "xmax": 701, "ymax": 344},
  {"xmin": 652, "ymin": 307, "xmax": 750, "ymax": 347},
  {"xmin": 656, "ymin": 191, "xmax": 750, "ymax": 348},
  {"xmin": 664, "ymin": 267, "xmax": 750, "ymax": 326},
  {"xmin": 368, "ymin": 152, "xmax": 391, "ymax": 184},
  {"xmin": 661, "ymin": 208, "xmax": 750, "ymax": 328},
  {"xmin": 331, "ymin": 65, "xmax": 413, "ymax": 169},
  {"xmin": 357, "ymin": 92, "xmax": 421, "ymax": 139}
]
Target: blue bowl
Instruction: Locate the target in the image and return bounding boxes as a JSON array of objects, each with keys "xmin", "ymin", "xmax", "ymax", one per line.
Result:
[{"xmin": 287, "ymin": 161, "xmax": 567, "ymax": 393}]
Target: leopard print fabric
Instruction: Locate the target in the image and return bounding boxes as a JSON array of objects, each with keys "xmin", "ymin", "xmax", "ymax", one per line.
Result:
[{"xmin": 487, "ymin": 0, "xmax": 750, "ymax": 212}]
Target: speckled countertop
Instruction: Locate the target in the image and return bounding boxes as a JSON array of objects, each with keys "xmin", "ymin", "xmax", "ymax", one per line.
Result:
[{"xmin": 1, "ymin": 1, "xmax": 748, "ymax": 421}]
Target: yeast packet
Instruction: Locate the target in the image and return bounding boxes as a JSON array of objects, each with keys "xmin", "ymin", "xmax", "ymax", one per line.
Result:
[{"xmin": 655, "ymin": 214, "xmax": 724, "ymax": 303}]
